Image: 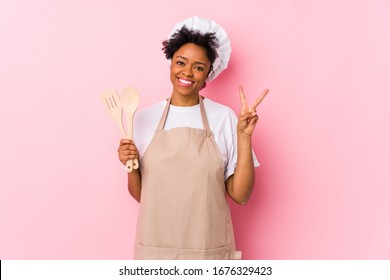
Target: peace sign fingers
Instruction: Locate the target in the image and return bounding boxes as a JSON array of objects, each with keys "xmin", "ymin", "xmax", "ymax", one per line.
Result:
[
  {"xmin": 239, "ymin": 85, "xmax": 250, "ymax": 112},
  {"xmin": 251, "ymin": 88, "xmax": 269, "ymax": 110},
  {"xmin": 239, "ymin": 85, "xmax": 269, "ymax": 113}
]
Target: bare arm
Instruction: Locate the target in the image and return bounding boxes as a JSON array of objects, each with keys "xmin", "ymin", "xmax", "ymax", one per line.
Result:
[
  {"xmin": 127, "ymin": 169, "xmax": 141, "ymax": 202},
  {"xmin": 226, "ymin": 86, "xmax": 269, "ymax": 205},
  {"xmin": 118, "ymin": 139, "xmax": 142, "ymax": 202}
]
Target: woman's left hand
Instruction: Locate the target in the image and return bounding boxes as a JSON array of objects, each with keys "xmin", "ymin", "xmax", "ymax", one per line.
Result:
[{"xmin": 238, "ymin": 85, "xmax": 269, "ymax": 136}]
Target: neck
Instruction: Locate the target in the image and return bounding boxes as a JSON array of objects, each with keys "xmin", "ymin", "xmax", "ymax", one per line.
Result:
[{"xmin": 170, "ymin": 93, "xmax": 200, "ymax": 106}]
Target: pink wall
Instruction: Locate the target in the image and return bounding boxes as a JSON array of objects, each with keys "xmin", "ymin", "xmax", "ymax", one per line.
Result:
[{"xmin": 1, "ymin": 0, "xmax": 390, "ymax": 259}]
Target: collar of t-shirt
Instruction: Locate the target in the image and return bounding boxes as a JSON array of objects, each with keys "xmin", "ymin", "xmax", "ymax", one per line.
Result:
[{"xmin": 163, "ymin": 100, "xmax": 204, "ymax": 130}]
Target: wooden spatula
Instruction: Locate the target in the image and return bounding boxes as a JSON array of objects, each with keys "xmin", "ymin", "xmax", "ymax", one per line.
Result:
[
  {"xmin": 121, "ymin": 87, "xmax": 140, "ymax": 171},
  {"xmin": 101, "ymin": 88, "xmax": 127, "ymax": 138}
]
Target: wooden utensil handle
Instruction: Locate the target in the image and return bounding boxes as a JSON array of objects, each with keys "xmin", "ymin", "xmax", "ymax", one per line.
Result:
[
  {"xmin": 125, "ymin": 159, "xmax": 133, "ymax": 172},
  {"xmin": 125, "ymin": 158, "xmax": 139, "ymax": 173},
  {"xmin": 127, "ymin": 114, "xmax": 134, "ymax": 139},
  {"xmin": 133, "ymin": 158, "xmax": 139, "ymax": 169}
]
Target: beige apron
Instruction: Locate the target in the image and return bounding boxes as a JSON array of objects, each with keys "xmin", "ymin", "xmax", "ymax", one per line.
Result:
[{"xmin": 134, "ymin": 96, "xmax": 241, "ymax": 260}]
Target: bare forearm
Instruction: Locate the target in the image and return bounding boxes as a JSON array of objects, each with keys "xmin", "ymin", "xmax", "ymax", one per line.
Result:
[
  {"xmin": 226, "ymin": 135, "xmax": 255, "ymax": 205},
  {"xmin": 118, "ymin": 139, "xmax": 142, "ymax": 202},
  {"xmin": 225, "ymin": 86, "xmax": 268, "ymax": 205},
  {"xmin": 128, "ymin": 170, "xmax": 142, "ymax": 202}
]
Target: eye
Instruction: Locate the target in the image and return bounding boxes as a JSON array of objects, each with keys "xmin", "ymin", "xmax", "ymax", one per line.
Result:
[
  {"xmin": 194, "ymin": 66, "xmax": 204, "ymax": 71},
  {"xmin": 176, "ymin": 61, "xmax": 185, "ymax": 66}
]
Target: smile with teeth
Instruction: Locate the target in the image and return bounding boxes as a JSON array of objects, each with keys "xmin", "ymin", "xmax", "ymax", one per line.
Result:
[{"xmin": 178, "ymin": 78, "xmax": 193, "ymax": 86}]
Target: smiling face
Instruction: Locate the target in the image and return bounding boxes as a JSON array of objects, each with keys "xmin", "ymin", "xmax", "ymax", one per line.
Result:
[{"xmin": 170, "ymin": 43, "xmax": 212, "ymax": 105}]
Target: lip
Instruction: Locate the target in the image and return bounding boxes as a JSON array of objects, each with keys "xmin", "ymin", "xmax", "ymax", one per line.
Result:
[{"xmin": 177, "ymin": 77, "xmax": 193, "ymax": 87}]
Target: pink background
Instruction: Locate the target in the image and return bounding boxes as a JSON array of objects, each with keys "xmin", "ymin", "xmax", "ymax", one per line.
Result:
[{"xmin": 1, "ymin": 0, "xmax": 390, "ymax": 259}]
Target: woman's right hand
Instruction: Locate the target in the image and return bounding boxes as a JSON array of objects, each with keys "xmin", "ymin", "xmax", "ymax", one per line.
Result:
[
  {"xmin": 118, "ymin": 139, "xmax": 142, "ymax": 202},
  {"xmin": 118, "ymin": 139, "xmax": 140, "ymax": 166}
]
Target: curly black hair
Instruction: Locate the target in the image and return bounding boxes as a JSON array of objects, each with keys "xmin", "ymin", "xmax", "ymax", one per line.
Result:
[{"xmin": 162, "ymin": 26, "xmax": 219, "ymax": 73}]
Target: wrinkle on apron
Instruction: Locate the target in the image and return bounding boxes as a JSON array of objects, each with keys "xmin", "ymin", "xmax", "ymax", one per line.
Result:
[{"xmin": 134, "ymin": 96, "xmax": 241, "ymax": 260}]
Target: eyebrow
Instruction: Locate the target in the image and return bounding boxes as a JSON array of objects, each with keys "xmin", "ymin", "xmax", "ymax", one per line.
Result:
[{"xmin": 175, "ymin": 56, "xmax": 207, "ymax": 66}]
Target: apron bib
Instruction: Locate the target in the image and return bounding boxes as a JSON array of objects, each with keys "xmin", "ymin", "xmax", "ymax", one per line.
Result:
[{"xmin": 134, "ymin": 96, "xmax": 241, "ymax": 260}]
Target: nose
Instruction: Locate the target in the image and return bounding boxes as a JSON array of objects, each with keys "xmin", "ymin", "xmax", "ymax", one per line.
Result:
[{"xmin": 182, "ymin": 65, "xmax": 194, "ymax": 77}]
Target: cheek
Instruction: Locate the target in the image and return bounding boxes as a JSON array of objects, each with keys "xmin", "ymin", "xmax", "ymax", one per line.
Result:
[
  {"xmin": 169, "ymin": 65, "xmax": 176, "ymax": 77},
  {"xmin": 169, "ymin": 63, "xmax": 174, "ymax": 73},
  {"xmin": 170, "ymin": 63, "xmax": 180, "ymax": 75},
  {"xmin": 169, "ymin": 65, "xmax": 178, "ymax": 84},
  {"xmin": 197, "ymin": 72, "xmax": 209, "ymax": 82}
]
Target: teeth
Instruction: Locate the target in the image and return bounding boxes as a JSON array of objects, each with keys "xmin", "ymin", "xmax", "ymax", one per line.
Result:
[{"xmin": 179, "ymin": 79, "xmax": 192, "ymax": 84}]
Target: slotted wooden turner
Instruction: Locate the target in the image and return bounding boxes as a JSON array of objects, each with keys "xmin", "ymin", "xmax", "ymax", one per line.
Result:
[{"xmin": 101, "ymin": 88, "xmax": 127, "ymax": 138}]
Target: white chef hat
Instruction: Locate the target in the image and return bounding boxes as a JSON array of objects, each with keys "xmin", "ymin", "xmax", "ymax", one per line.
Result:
[{"xmin": 167, "ymin": 16, "xmax": 232, "ymax": 82}]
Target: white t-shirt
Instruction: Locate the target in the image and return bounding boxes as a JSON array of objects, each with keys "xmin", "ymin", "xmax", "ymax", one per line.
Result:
[{"xmin": 133, "ymin": 98, "xmax": 260, "ymax": 181}]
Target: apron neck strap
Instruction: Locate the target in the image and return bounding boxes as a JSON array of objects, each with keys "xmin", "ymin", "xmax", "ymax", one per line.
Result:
[
  {"xmin": 157, "ymin": 96, "xmax": 211, "ymax": 131},
  {"xmin": 199, "ymin": 96, "xmax": 211, "ymax": 131}
]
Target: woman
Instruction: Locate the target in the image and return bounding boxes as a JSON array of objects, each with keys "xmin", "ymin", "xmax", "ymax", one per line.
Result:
[{"xmin": 117, "ymin": 16, "xmax": 268, "ymax": 259}]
